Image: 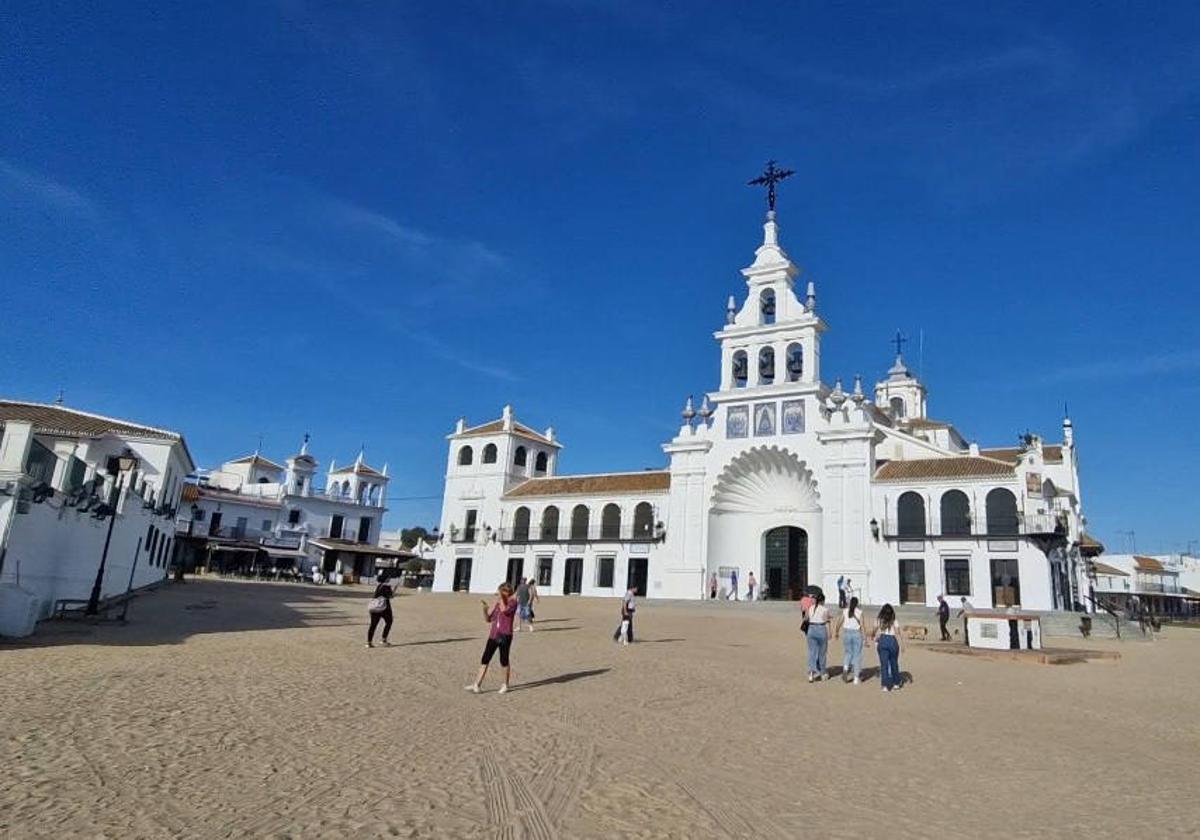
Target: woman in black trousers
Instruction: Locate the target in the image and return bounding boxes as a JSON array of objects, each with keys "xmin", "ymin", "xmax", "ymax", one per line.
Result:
[{"xmin": 367, "ymin": 580, "xmax": 396, "ymax": 648}]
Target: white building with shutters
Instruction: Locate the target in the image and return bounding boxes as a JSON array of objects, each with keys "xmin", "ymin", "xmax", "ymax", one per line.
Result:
[{"xmin": 432, "ymin": 208, "xmax": 1094, "ymax": 612}]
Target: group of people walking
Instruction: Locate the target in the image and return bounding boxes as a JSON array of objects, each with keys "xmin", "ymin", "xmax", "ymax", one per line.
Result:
[
  {"xmin": 801, "ymin": 592, "xmax": 905, "ymax": 692},
  {"xmin": 708, "ymin": 570, "xmax": 760, "ymax": 601}
]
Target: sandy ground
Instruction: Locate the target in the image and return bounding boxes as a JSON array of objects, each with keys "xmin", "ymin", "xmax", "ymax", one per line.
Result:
[{"xmin": 2, "ymin": 578, "xmax": 1198, "ymax": 839}]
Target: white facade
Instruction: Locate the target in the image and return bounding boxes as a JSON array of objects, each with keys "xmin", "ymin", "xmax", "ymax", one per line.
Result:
[
  {"xmin": 0, "ymin": 400, "xmax": 195, "ymax": 634},
  {"xmin": 176, "ymin": 440, "xmax": 395, "ymax": 581},
  {"xmin": 432, "ymin": 211, "xmax": 1091, "ymax": 611}
]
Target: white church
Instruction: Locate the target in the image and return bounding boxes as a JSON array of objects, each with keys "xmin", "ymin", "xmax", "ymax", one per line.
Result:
[{"xmin": 431, "ymin": 197, "xmax": 1092, "ymax": 613}]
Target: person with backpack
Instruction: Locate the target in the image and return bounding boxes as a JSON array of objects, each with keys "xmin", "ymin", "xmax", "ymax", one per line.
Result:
[
  {"xmin": 835, "ymin": 596, "xmax": 866, "ymax": 684},
  {"xmin": 464, "ymin": 582, "xmax": 519, "ymax": 695},
  {"xmin": 874, "ymin": 603, "xmax": 903, "ymax": 692},
  {"xmin": 804, "ymin": 592, "xmax": 831, "ymax": 682},
  {"xmin": 366, "ymin": 578, "xmax": 396, "ymax": 648}
]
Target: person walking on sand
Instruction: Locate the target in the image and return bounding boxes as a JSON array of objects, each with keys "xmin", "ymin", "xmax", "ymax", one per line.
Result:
[
  {"xmin": 366, "ymin": 578, "xmax": 397, "ymax": 648},
  {"xmin": 874, "ymin": 603, "xmax": 903, "ymax": 692},
  {"xmin": 613, "ymin": 584, "xmax": 637, "ymax": 644},
  {"xmin": 835, "ymin": 596, "xmax": 865, "ymax": 684},
  {"xmin": 729, "ymin": 568, "xmax": 739, "ymax": 601},
  {"xmin": 747, "ymin": 572, "xmax": 757, "ymax": 602},
  {"xmin": 804, "ymin": 592, "xmax": 831, "ymax": 682},
  {"xmin": 709, "ymin": 572, "xmax": 718, "ymax": 600},
  {"xmin": 957, "ymin": 596, "xmax": 974, "ymax": 644},
  {"xmin": 937, "ymin": 594, "xmax": 952, "ymax": 642},
  {"xmin": 837, "ymin": 574, "xmax": 846, "ymax": 608},
  {"xmin": 515, "ymin": 577, "xmax": 533, "ymax": 632},
  {"xmin": 525, "ymin": 577, "xmax": 540, "ymax": 630},
  {"xmin": 464, "ymin": 583, "xmax": 519, "ymax": 695}
]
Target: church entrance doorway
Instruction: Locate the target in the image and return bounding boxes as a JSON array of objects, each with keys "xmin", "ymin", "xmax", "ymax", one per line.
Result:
[
  {"xmin": 563, "ymin": 557, "xmax": 583, "ymax": 595},
  {"xmin": 453, "ymin": 557, "xmax": 472, "ymax": 592},
  {"xmin": 763, "ymin": 526, "xmax": 807, "ymax": 601},
  {"xmin": 627, "ymin": 558, "xmax": 648, "ymax": 596}
]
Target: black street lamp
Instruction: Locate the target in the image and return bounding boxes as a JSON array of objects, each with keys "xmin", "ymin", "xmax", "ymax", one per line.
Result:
[{"xmin": 85, "ymin": 451, "xmax": 139, "ymax": 615}]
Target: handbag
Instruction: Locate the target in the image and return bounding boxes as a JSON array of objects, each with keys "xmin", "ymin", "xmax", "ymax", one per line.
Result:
[
  {"xmin": 367, "ymin": 596, "xmax": 388, "ymax": 614},
  {"xmin": 800, "ymin": 618, "xmax": 810, "ymax": 634}
]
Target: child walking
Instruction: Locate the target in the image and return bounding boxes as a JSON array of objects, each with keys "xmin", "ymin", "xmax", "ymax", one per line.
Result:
[
  {"xmin": 464, "ymin": 583, "xmax": 519, "ymax": 695},
  {"xmin": 874, "ymin": 603, "xmax": 903, "ymax": 692}
]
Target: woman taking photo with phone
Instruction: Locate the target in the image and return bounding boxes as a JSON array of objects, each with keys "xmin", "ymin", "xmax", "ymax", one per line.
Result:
[{"xmin": 464, "ymin": 582, "xmax": 519, "ymax": 695}]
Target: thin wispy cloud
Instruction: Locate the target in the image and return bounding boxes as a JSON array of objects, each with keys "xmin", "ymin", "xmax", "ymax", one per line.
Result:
[
  {"xmin": 1037, "ymin": 350, "xmax": 1200, "ymax": 385},
  {"xmin": 0, "ymin": 158, "xmax": 99, "ymax": 219}
]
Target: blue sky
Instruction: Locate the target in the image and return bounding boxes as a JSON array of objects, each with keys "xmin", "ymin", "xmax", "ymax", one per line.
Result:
[{"xmin": 2, "ymin": 2, "xmax": 1198, "ymax": 553}]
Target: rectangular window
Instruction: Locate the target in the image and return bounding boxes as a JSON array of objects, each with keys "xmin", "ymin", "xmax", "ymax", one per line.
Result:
[
  {"xmin": 898, "ymin": 558, "xmax": 926, "ymax": 604},
  {"xmin": 463, "ymin": 509, "xmax": 478, "ymax": 542},
  {"xmin": 358, "ymin": 516, "xmax": 372, "ymax": 543},
  {"xmin": 24, "ymin": 439, "xmax": 56, "ymax": 484},
  {"xmin": 991, "ymin": 558, "xmax": 1021, "ymax": 608},
  {"xmin": 288, "ymin": 509, "xmax": 301, "ymax": 525},
  {"xmin": 147, "ymin": 527, "xmax": 158, "ymax": 558},
  {"xmin": 235, "ymin": 516, "xmax": 248, "ymax": 538},
  {"xmin": 597, "ymin": 556, "xmax": 615, "ymax": 588},
  {"xmin": 944, "ymin": 558, "xmax": 971, "ymax": 596},
  {"xmin": 330, "ymin": 514, "xmax": 344, "ymax": 539},
  {"xmin": 262, "ymin": 519, "xmax": 272, "ymax": 533},
  {"xmin": 64, "ymin": 456, "xmax": 87, "ymax": 493},
  {"xmin": 208, "ymin": 511, "xmax": 222, "ymax": 536},
  {"xmin": 193, "ymin": 508, "xmax": 206, "ymax": 522},
  {"xmin": 537, "ymin": 557, "xmax": 553, "ymax": 587}
]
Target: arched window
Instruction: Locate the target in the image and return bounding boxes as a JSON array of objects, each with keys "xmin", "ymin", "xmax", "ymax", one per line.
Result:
[
  {"xmin": 758, "ymin": 346, "xmax": 775, "ymax": 385},
  {"xmin": 570, "ymin": 504, "xmax": 590, "ymax": 540},
  {"xmin": 889, "ymin": 397, "xmax": 906, "ymax": 419},
  {"xmin": 1042, "ymin": 479, "xmax": 1056, "ymax": 500},
  {"xmin": 986, "ymin": 488, "xmax": 1019, "ymax": 535},
  {"xmin": 534, "ymin": 451, "xmax": 548, "ymax": 474},
  {"xmin": 897, "ymin": 491, "xmax": 927, "ymax": 537},
  {"xmin": 940, "ymin": 490, "xmax": 971, "ymax": 536},
  {"xmin": 458, "ymin": 446, "xmax": 474, "ymax": 466},
  {"xmin": 540, "ymin": 505, "xmax": 560, "ymax": 540},
  {"xmin": 760, "ymin": 288, "xmax": 776, "ymax": 325},
  {"xmin": 600, "ymin": 503, "xmax": 621, "ymax": 539},
  {"xmin": 257, "ymin": 476, "xmax": 270, "ymax": 484},
  {"xmin": 482, "ymin": 443, "xmax": 498, "ymax": 464},
  {"xmin": 732, "ymin": 350, "xmax": 748, "ymax": 388},
  {"xmin": 340, "ymin": 480, "xmax": 350, "ymax": 498},
  {"xmin": 786, "ymin": 343, "xmax": 803, "ymax": 382},
  {"xmin": 512, "ymin": 506, "xmax": 531, "ymax": 542},
  {"xmin": 633, "ymin": 502, "xmax": 654, "ymax": 537},
  {"xmin": 357, "ymin": 483, "xmax": 367, "ymax": 504},
  {"xmin": 513, "ymin": 446, "xmax": 527, "ymax": 468}
]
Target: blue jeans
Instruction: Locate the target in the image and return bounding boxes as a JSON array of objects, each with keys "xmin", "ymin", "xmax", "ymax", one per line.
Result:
[
  {"xmin": 878, "ymin": 635, "xmax": 901, "ymax": 689},
  {"xmin": 842, "ymin": 628, "xmax": 863, "ymax": 679},
  {"xmin": 806, "ymin": 623, "xmax": 829, "ymax": 674}
]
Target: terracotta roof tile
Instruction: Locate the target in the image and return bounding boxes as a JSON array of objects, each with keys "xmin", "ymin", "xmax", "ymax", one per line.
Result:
[
  {"xmin": 458, "ymin": 419, "xmax": 560, "ymax": 447},
  {"xmin": 506, "ymin": 471, "xmax": 670, "ymax": 498},
  {"xmin": 874, "ymin": 457, "xmax": 1015, "ymax": 482},
  {"xmin": 0, "ymin": 400, "xmax": 181, "ymax": 441},
  {"xmin": 227, "ymin": 453, "xmax": 285, "ymax": 470},
  {"xmin": 1134, "ymin": 555, "xmax": 1167, "ymax": 572},
  {"xmin": 979, "ymin": 445, "xmax": 1064, "ymax": 464},
  {"xmin": 1090, "ymin": 561, "xmax": 1128, "ymax": 577}
]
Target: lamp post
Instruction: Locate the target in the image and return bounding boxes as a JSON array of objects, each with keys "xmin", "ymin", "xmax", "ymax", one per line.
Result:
[{"xmin": 85, "ymin": 451, "xmax": 139, "ymax": 615}]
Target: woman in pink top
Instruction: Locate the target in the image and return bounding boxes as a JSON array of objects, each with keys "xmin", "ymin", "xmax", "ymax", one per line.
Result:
[{"xmin": 465, "ymin": 582, "xmax": 519, "ymax": 695}]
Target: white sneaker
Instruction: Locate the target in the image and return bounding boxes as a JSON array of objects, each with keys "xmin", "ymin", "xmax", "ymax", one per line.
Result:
[
  {"xmin": 464, "ymin": 684, "xmax": 480, "ymax": 694},
  {"xmin": 821, "ymin": 673, "xmax": 829, "ymax": 682},
  {"xmin": 807, "ymin": 673, "xmax": 814, "ymax": 683},
  {"xmin": 498, "ymin": 684, "xmax": 508, "ymax": 695},
  {"xmin": 528, "ymin": 625, "xmax": 534, "ymax": 632},
  {"xmin": 881, "ymin": 686, "xmax": 889, "ymax": 692},
  {"xmin": 853, "ymin": 677, "xmax": 861, "ymax": 685},
  {"xmin": 365, "ymin": 643, "xmax": 373, "ymax": 649}
]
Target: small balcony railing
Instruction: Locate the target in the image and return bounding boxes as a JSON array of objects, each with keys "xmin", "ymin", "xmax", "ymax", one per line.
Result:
[
  {"xmin": 498, "ymin": 524, "xmax": 662, "ymax": 544},
  {"xmin": 881, "ymin": 512, "xmax": 1066, "ymax": 540}
]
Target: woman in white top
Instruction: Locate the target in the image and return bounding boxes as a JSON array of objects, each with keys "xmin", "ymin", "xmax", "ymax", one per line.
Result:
[
  {"xmin": 873, "ymin": 603, "xmax": 903, "ymax": 692},
  {"xmin": 804, "ymin": 592, "xmax": 831, "ymax": 682},
  {"xmin": 834, "ymin": 596, "xmax": 866, "ymax": 684}
]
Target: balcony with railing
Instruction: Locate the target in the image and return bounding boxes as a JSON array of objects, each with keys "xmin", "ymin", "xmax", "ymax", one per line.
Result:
[
  {"xmin": 499, "ymin": 523, "xmax": 663, "ymax": 544},
  {"xmin": 881, "ymin": 512, "xmax": 1067, "ymax": 540}
]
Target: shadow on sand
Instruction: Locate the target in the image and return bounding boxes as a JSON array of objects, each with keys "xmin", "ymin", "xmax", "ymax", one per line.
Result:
[
  {"xmin": 3, "ymin": 578, "xmax": 384, "ymax": 650},
  {"xmin": 510, "ymin": 667, "xmax": 611, "ymax": 692},
  {"xmin": 396, "ymin": 636, "xmax": 475, "ymax": 647}
]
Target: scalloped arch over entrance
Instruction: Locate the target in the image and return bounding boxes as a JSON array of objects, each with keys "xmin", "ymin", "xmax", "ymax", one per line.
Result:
[
  {"xmin": 707, "ymin": 445, "xmax": 824, "ymax": 598},
  {"xmin": 710, "ymin": 445, "xmax": 821, "ymax": 515}
]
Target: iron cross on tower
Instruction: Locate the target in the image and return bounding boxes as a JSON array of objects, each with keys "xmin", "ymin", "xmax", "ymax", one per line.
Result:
[
  {"xmin": 748, "ymin": 160, "xmax": 795, "ymax": 213},
  {"xmin": 892, "ymin": 330, "xmax": 908, "ymax": 357}
]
